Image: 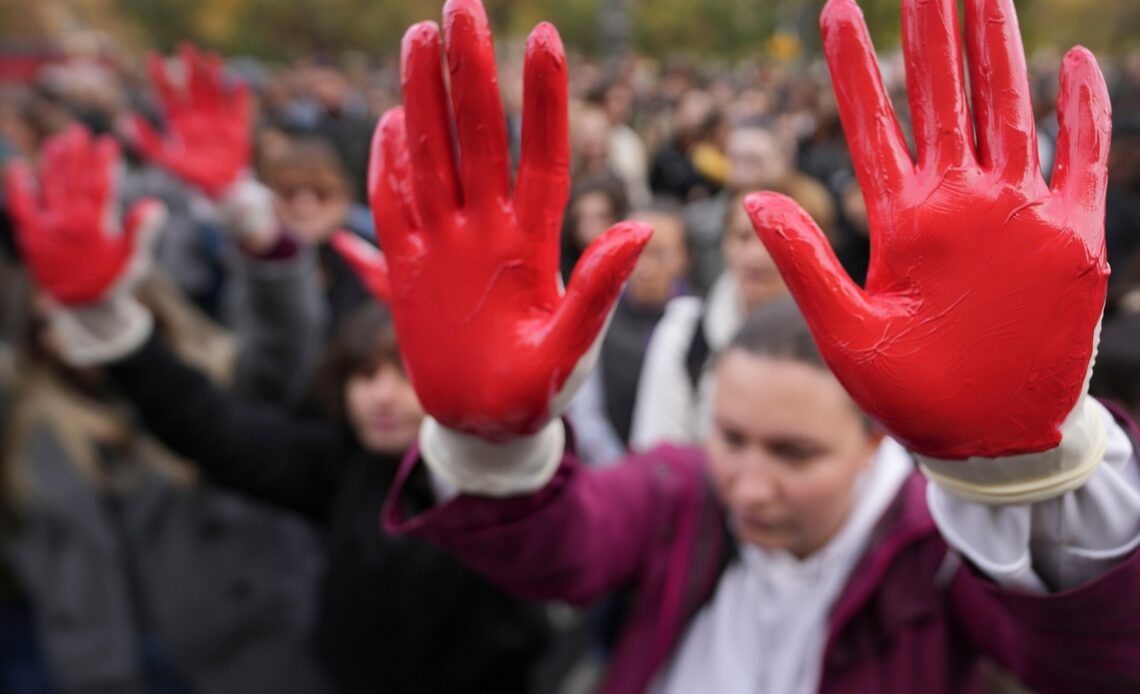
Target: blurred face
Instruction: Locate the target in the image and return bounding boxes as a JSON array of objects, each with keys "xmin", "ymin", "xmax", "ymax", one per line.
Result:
[
  {"xmin": 726, "ymin": 127, "xmax": 789, "ymax": 191},
  {"xmin": 707, "ymin": 351, "xmax": 880, "ymax": 558},
  {"xmin": 345, "ymin": 363, "xmax": 425, "ymax": 455},
  {"xmin": 627, "ymin": 212, "xmax": 688, "ymax": 307},
  {"xmin": 722, "ymin": 203, "xmax": 785, "ymax": 311},
  {"xmin": 572, "ymin": 107, "xmax": 611, "ymax": 172},
  {"xmin": 271, "ymin": 166, "xmax": 350, "ymax": 244},
  {"xmin": 571, "ymin": 191, "xmax": 616, "ymax": 250}
]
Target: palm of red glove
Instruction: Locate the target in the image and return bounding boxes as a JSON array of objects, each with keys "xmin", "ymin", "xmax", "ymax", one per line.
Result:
[
  {"xmin": 126, "ymin": 44, "xmax": 250, "ymax": 198},
  {"xmin": 5, "ymin": 126, "xmax": 160, "ymax": 306},
  {"xmin": 335, "ymin": 0, "xmax": 649, "ymax": 440},
  {"xmin": 746, "ymin": 0, "xmax": 1111, "ymax": 459}
]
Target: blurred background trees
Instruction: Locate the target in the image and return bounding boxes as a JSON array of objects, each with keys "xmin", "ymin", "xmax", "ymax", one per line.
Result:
[{"xmin": 2, "ymin": 0, "xmax": 1137, "ymax": 65}]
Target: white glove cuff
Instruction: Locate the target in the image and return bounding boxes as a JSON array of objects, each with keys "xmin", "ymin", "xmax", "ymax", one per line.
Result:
[
  {"xmin": 52, "ymin": 295, "xmax": 154, "ymax": 368},
  {"xmin": 217, "ymin": 176, "xmax": 277, "ymax": 245},
  {"xmin": 419, "ymin": 417, "xmax": 565, "ymax": 498},
  {"xmin": 918, "ymin": 395, "xmax": 1107, "ymax": 505}
]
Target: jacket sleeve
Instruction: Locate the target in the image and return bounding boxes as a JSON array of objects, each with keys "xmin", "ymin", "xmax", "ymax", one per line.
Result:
[
  {"xmin": 384, "ymin": 444, "xmax": 703, "ymax": 605},
  {"xmin": 108, "ymin": 332, "xmax": 347, "ymax": 521},
  {"xmin": 230, "ymin": 243, "xmax": 327, "ymax": 407},
  {"xmin": 940, "ymin": 403, "xmax": 1140, "ymax": 690}
]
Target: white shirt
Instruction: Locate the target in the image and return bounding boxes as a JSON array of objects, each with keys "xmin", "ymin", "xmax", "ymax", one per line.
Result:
[
  {"xmin": 654, "ymin": 401, "xmax": 1140, "ymax": 694},
  {"xmin": 653, "ymin": 438, "xmax": 914, "ymax": 694},
  {"xmin": 629, "ymin": 272, "xmax": 744, "ymax": 450}
]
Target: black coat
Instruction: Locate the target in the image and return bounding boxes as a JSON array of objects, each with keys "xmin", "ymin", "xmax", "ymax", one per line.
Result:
[{"xmin": 109, "ymin": 335, "xmax": 549, "ymax": 694}]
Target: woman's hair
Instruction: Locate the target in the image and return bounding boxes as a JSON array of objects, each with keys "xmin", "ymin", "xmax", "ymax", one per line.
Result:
[
  {"xmin": 258, "ymin": 135, "xmax": 351, "ymax": 198},
  {"xmin": 728, "ymin": 296, "xmax": 824, "ymax": 369},
  {"xmin": 313, "ymin": 302, "xmax": 401, "ymax": 421},
  {"xmin": 728, "ymin": 297, "xmax": 876, "ymax": 431}
]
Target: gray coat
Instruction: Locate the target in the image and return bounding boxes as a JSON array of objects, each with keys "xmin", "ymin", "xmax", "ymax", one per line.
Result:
[{"xmin": 4, "ymin": 248, "xmax": 331, "ymax": 694}]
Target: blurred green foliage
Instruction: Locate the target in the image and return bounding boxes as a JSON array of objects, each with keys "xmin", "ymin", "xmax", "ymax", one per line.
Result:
[{"xmin": 18, "ymin": 0, "xmax": 1140, "ymax": 63}]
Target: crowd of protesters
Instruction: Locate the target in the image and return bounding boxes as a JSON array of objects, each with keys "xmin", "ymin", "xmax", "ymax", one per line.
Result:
[{"xmin": 0, "ymin": 18, "xmax": 1139, "ymax": 694}]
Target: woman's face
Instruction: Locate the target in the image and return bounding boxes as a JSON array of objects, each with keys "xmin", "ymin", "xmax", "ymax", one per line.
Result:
[
  {"xmin": 627, "ymin": 212, "xmax": 689, "ymax": 307},
  {"xmin": 271, "ymin": 167, "xmax": 350, "ymax": 244},
  {"xmin": 571, "ymin": 191, "xmax": 617, "ymax": 250},
  {"xmin": 722, "ymin": 203, "xmax": 786, "ymax": 311},
  {"xmin": 345, "ymin": 362, "xmax": 425, "ymax": 455},
  {"xmin": 706, "ymin": 350, "xmax": 880, "ymax": 559}
]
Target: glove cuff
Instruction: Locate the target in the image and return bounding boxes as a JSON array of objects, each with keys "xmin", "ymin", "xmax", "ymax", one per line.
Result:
[
  {"xmin": 419, "ymin": 416, "xmax": 565, "ymax": 498},
  {"xmin": 51, "ymin": 295, "xmax": 154, "ymax": 368},
  {"xmin": 918, "ymin": 395, "xmax": 1107, "ymax": 505},
  {"xmin": 216, "ymin": 176, "xmax": 278, "ymax": 247}
]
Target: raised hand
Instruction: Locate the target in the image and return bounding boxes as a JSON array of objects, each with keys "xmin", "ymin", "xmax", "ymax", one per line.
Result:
[
  {"xmin": 5, "ymin": 125, "xmax": 165, "ymax": 306},
  {"xmin": 745, "ymin": 0, "xmax": 1110, "ymax": 469},
  {"xmin": 336, "ymin": 0, "xmax": 650, "ymax": 441},
  {"xmin": 124, "ymin": 43, "xmax": 251, "ymax": 198}
]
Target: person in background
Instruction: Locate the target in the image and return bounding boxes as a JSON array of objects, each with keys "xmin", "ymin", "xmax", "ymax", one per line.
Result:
[
  {"xmin": 7, "ymin": 120, "xmax": 551, "ymax": 694},
  {"xmin": 1, "ymin": 125, "xmax": 328, "ymax": 694},
  {"xmin": 631, "ymin": 189, "xmax": 787, "ymax": 449},
  {"xmin": 568, "ymin": 200, "xmax": 691, "ymax": 466},
  {"xmin": 685, "ymin": 118, "xmax": 836, "ymax": 295},
  {"xmin": 346, "ymin": 3, "xmax": 1140, "ymax": 693},
  {"xmin": 649, "ymin": 89, "xmax": 723, "ymax": 202},
  {"xmin": 560, "ymin": 173, "xmax": 630, "ymax": 286},
  {"xmin": 589, "ymin": 79, "xmax": 651, "ymax": 209}
]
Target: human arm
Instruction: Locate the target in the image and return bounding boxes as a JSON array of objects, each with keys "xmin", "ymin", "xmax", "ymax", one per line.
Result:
[
  {"xmin": 745, "ymin": 0, "xmax": 1138, "ymax": 683},
  {"xmin": 4, "ymin": 126, "xmax": 346, "ymax": 520}
]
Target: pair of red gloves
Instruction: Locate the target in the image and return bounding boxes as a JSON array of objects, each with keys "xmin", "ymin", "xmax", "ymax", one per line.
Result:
[{"xmin": 6, "ymin": 0, "xmax": 1113, "ymax": 503}]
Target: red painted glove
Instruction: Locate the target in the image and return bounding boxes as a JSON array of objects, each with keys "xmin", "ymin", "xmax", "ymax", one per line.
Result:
[
  {"xmin": 6, "ymin": 125, "xmax": 164, "ymax": 306},
  {"xmin": 124, "ymin": 44, "xmax": 251, "ymax": 198},
  {"xmin": 5, "ymin": 125, "xmax": 165, "ymax": 366},
  {"xmin": 745, "ymin": 0, "xmax": 1110, "ymax": 499},
  {"xmin": 335, "ymin": 0, "xmax": 650, "ymax": 443}
]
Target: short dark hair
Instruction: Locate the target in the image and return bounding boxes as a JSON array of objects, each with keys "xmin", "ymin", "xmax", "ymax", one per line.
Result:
[
  {"xmin": 728, "ymin": 296, "xmax": 824, "ymax": 368},
  {"xmin": 727, "ymin": 297, "xmax": 876, "ymax": 431},
  {"xmin": 314, "ymin": 302, "xmax": 402, "ymax": 421}
]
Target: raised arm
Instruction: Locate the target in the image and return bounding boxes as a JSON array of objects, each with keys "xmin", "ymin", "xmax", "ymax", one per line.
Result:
[
  {"xmin": 5, "ymin": 126, "xmax": 346, "ymax": 521},
  {"xmin": 335, "ymin": 0, "xmax": 658, "ymax": 599},
  {"xmin": 745, "ymin": 0, "xmax": 1139, "ymax": 685}
]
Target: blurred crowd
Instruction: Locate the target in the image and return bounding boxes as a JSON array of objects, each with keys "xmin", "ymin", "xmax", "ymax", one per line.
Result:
[{"xmin": 0, "ymin": 30, "xmax": 1139, "ymax": 694}]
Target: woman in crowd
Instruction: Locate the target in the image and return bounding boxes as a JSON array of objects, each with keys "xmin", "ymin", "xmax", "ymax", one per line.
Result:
[
  {"xmin": 567, "ymin": 200, "xmax": 691, "ymax": 466},
  {"xmin": 4, "ymin": 120, "xmax": 549, "ymax": 694},
  {"xmin": 630, "ymin": 188, "xmax": 788, "ymax": 450},
  {"xmin": 1, "ymin": 128, "xmax": 327, "ymax": 693},
  {"xmin": 336, "ymin": 1, "xmax": 1140, "ymax": 692}
]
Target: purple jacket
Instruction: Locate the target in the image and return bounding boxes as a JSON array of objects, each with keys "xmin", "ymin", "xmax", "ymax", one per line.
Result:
[{"xmin": 385, "ymin": 428, "xmax": 1140, "ymax": 693}]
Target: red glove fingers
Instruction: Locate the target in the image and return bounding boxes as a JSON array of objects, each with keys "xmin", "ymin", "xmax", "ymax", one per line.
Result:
[
  {"xmin": 515, "ymin": 23, "xmax": 571, "ymax": 248},
  {"xmin": 963, "ymin": 0, "xmax": 1038, "ymax": 180},
  {"xmin": 901, "ymin": 0, "xmax": 972, "ymax": 170},
  {"xmin": 336, "ymin": 0, "xmax": 650, "ymax": 440},
  {"xmin": 444, "ymin": 0, "xmax": 511, "ymax": 205},
  {"xmin": 746, "ymin": 0, "xmax": 1111, "ymax": 460},
  {"xmin": 5, "ymin": 125, "xmax": 163, "ymax": 306},
  {"xmin": 125, "ymin": 43, "xmax": 251, "ymax": 198}
]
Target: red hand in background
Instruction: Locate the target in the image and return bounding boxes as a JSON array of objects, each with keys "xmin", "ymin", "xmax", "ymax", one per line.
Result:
[
  {"xmin": 335, "ymin": 0, "xmax": 650, "ymax": 441},
  {"xmin": 745, "ymin": 0, "xmax": 1111, "ymax": 459},
  {"xmin": 124, "ymin": 44, "xmax": 251, "ymax": 198},
  {"xmin": 5, "ymin": 125, "xmax": 164, "ymax": 306}
]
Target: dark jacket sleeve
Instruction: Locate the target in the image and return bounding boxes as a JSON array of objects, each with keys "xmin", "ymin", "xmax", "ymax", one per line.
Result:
[
  {"xmin": 108, "ymin": 332, "xmax": 348, "ymax": 521},
  {"xmin": 384, "ymin": 442, "xmax": 706, "ymax": 605},
  {"xmin": 949, "ymin": 546, "xmax": 1140, "ymax": 692}
]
